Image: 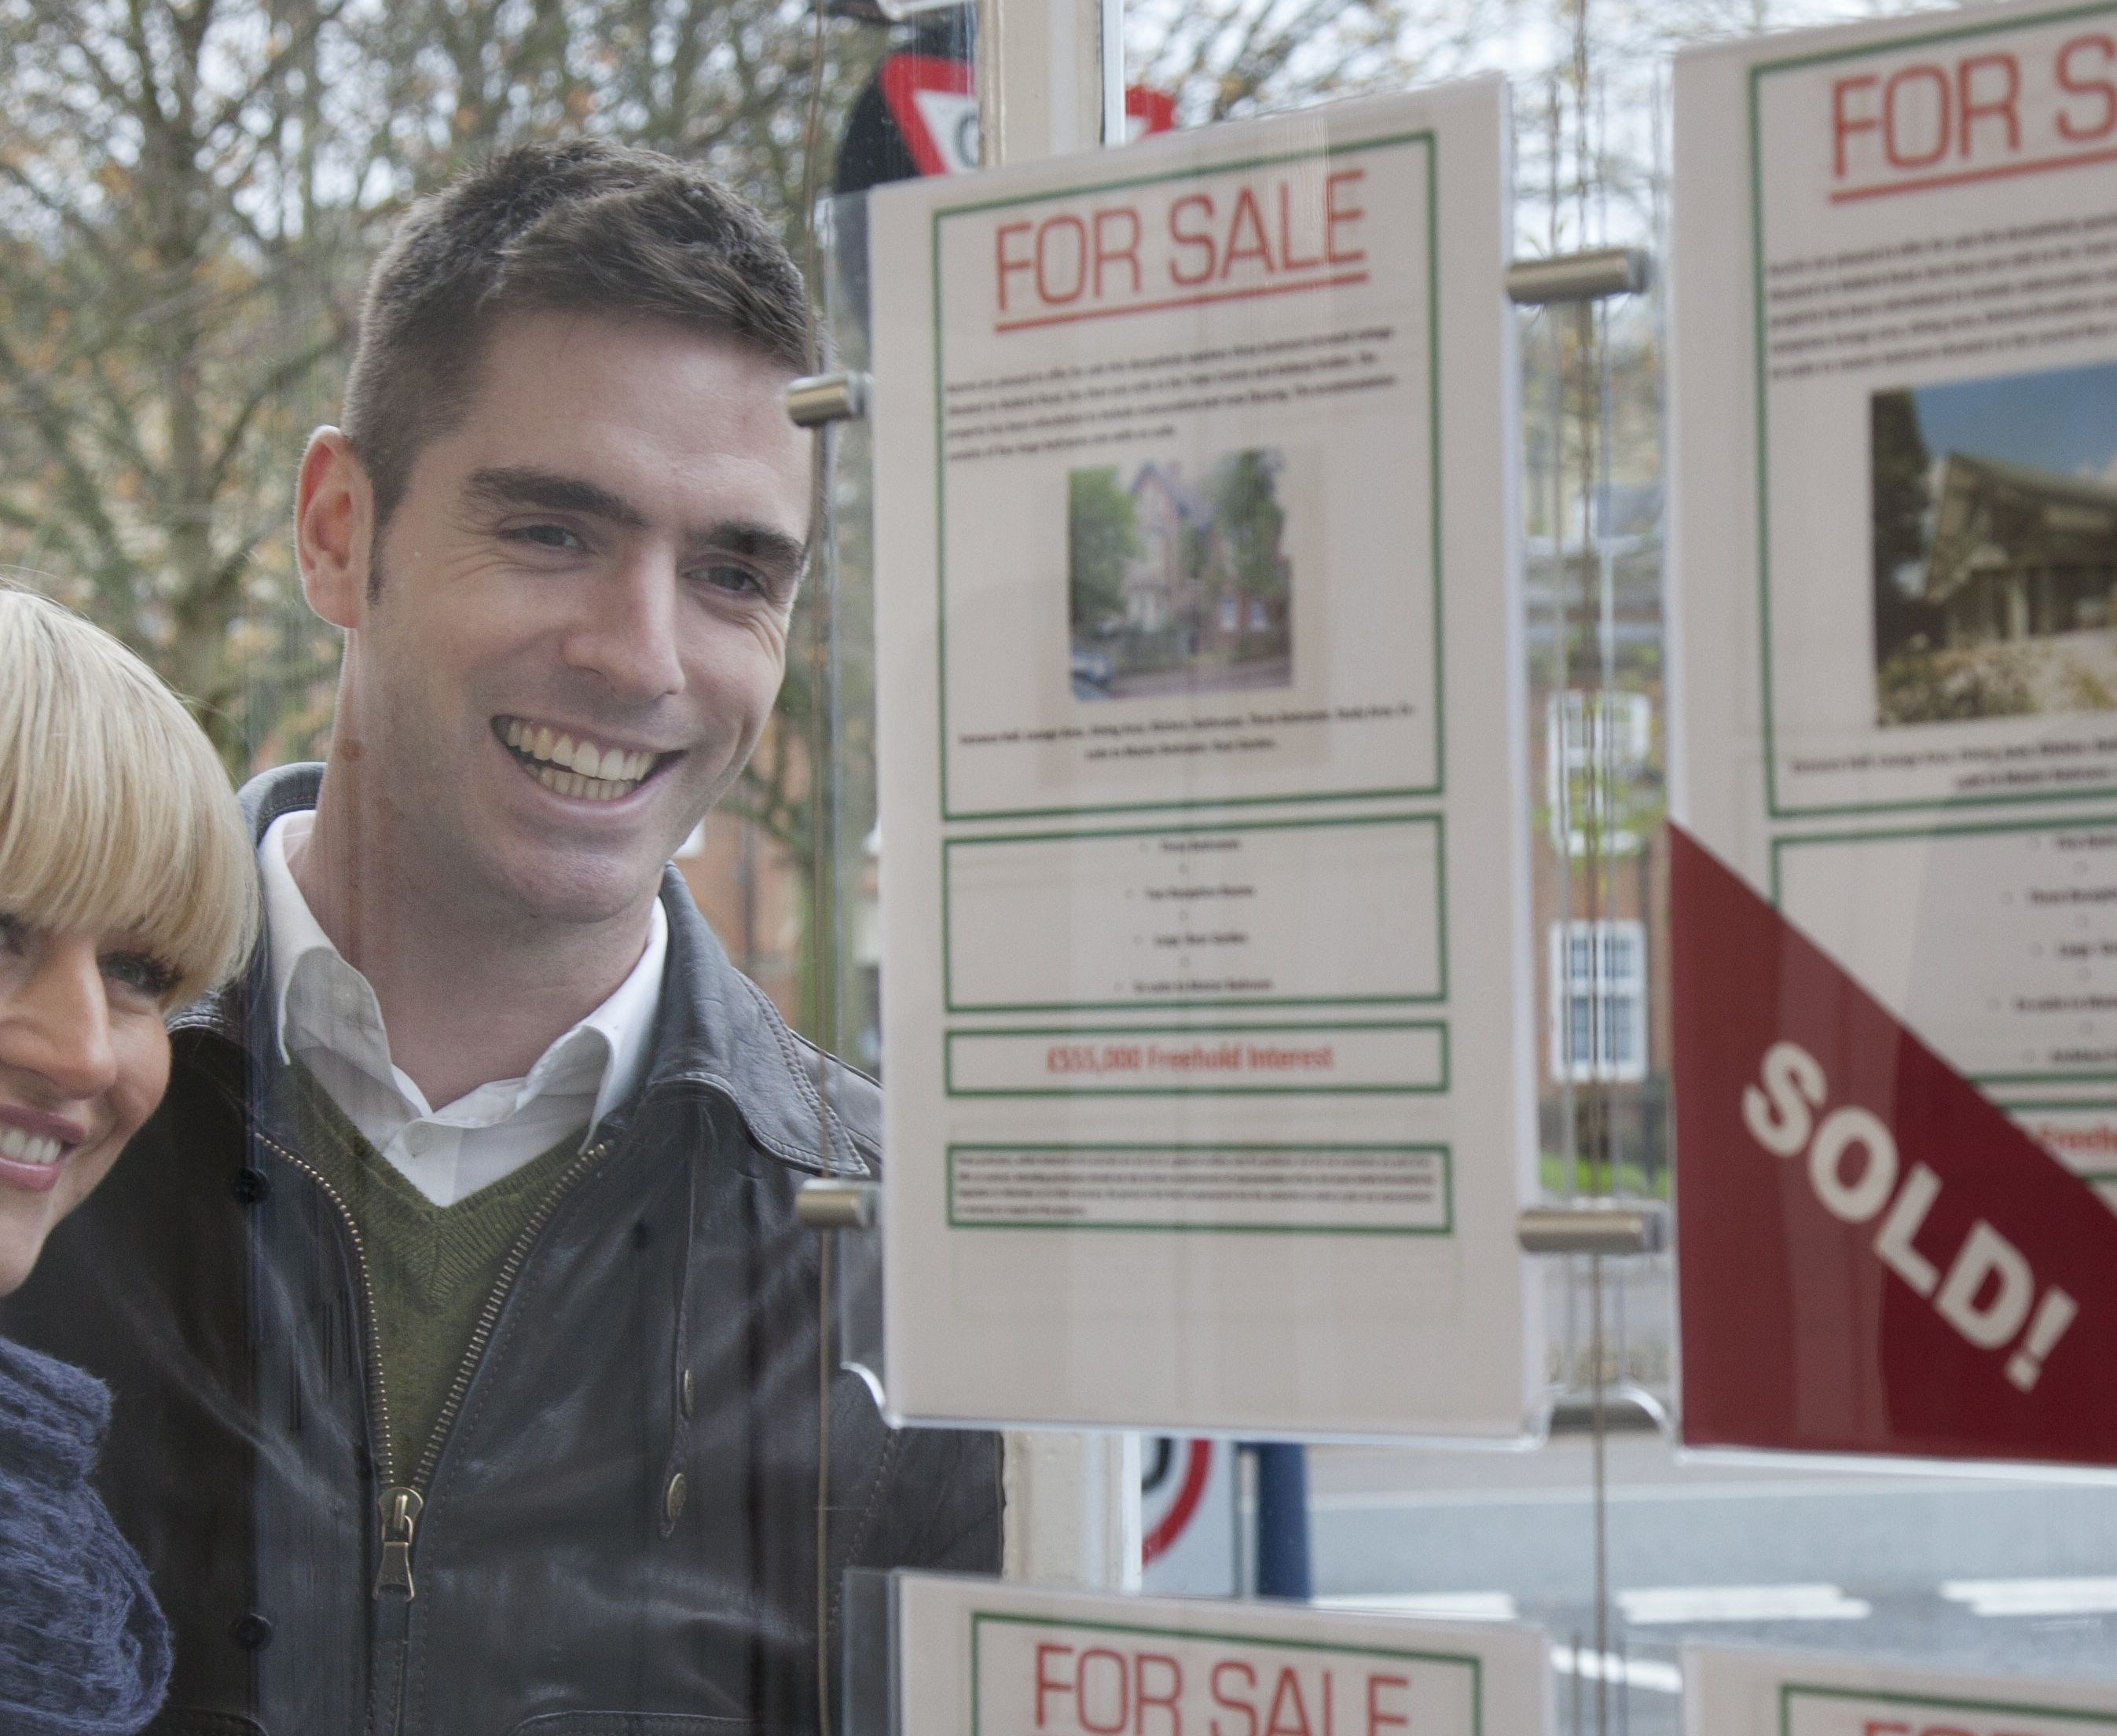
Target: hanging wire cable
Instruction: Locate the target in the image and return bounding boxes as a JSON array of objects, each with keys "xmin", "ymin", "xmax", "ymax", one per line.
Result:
[
  {"xmin": 793, "ymin": 0, "xmax": 839, "ymax": 1728},
  {"xmin": 799, "ymin": 0, "xmax": 831, "ymax": 371}
]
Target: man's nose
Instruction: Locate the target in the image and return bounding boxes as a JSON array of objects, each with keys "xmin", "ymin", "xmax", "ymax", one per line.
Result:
[
  {"xmin": 5, "ymin": 937, "xmax": 119, "ymax": 1102},
  {"xmin": 564, "ymin": 552, "xmax": 687, "ymax": 702}
]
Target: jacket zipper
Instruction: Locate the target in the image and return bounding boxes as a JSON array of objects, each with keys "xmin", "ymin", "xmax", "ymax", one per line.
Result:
[
  {"xmin": 256, "ymin": 1130, "xmax": 611, "ymax": 1600},
  {"xmin": 252, "ymin": 1132, "xmax": 402, "ymax": 1539},
  {"xmin": 406, "ymin": 1138, "xmax": 611, "ymax": 1492}
]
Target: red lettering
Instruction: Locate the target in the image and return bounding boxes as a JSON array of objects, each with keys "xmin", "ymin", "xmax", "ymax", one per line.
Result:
[
  {"xmin": 1956, "ymin": 52, "xmax": 2020, "ymax": 156},
  {"xmin": 1210, "ymin": 1661, "xmax": 1260, "ymax": 1736},
  {"xmin": 996, "ymin": 222, "xmax": 1034, "ymax": 314},
  {"xmin": 1264, "ymin": 1668, "xmax": 1315, "ymax": 1736},
  {"xmin": 1220, "ymin": 186, "xmax": 1274, "ymax": 278},
  {"xmin": 1858, "ymin": 1723, "xmax": 1910, "ymax": 1736},
  {"xmin": 1079, "ymin": 1648, "xmax": 1131, "ymax": 1736},
  {"xmin": 2057, "ymin": 35, "xmax": 2117, "ymax": 141},
  {"xmin": 1884, "ymin": 64, "xmax": 1951, "ymax": 168},
  {"xmin": 1035, "ymin": 215, "xmax": 1089, "ymax": 305},
  {"xmin": 1833, "ymin": 75, "xmax": 1880, "ymax": 178},
  {"xmin": 1169, "ymin": 194, "xmax": 1217, "ymax": 286},
  {"xmin": 1324, "ymin": 169, "xmax": 1366, "ymax": 264},
  {"xmin": 1279, "ymin": 182, "xmax": 1323, "ymax": 271},
  {"xmin": 1136, "ymin": 1653, "xmax": 1183, "ymax": 1736},
  {"xmin": 1093, "ymin": 207, "xmax": 1143, "ymax": 299},
  {"xmin": 1037, "ymin": 1644, "xmax": 1076, "ymax": 1728},
  {"xmin": 1366, "ymin": 1674, "xmax": 1410, "ymax": 1736}
]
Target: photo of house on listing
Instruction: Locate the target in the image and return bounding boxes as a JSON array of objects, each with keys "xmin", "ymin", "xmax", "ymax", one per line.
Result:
[
  {"xmin": 1872, "ymin": 360, "xmax": 2117, "ymax": 725},
  {"xmin": 1067, "ymin": 449, "xmax": 1295, "ymax": 702}
]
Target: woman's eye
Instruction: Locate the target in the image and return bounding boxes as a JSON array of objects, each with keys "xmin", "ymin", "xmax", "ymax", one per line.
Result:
[{"xmin": 101, "ymin": 952, "xmax": 176, "ymax": 1001}]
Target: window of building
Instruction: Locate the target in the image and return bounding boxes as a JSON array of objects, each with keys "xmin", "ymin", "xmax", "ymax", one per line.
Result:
[
  {"xmin": 1549, "ymin": 918, "xmax": 1647, "ymax": 1084},
  {"xmin": 1546, "ymin": 689, "xmax": 1653, "ymax": 857}
]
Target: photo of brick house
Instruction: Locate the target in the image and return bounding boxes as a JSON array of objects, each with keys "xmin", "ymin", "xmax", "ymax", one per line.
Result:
[
  {"xmin": 1069, "ymin": 450, "xmax": 1294, "ymax": 700},
  {"xmin": 1872, "ymin": 361, "xmax": 2117, "ymax": 725}
]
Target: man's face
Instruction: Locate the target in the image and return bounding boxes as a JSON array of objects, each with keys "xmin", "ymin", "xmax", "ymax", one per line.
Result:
[{"xmin": 344, "ymin": 310, "xmax": 809, "ymax": 929}]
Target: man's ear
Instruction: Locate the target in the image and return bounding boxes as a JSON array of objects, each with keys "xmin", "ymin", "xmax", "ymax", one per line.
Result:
[{"xmin": 295, "ymin": 428, "xmax": 375, "ymax": 629}]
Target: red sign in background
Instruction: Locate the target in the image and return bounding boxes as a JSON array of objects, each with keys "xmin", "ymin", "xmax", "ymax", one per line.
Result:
[
  {"xmin": 1671, "ymin": 823, "xmax": 2117, "ymax": 1465},
  {"xmin": 878, "ymin": 53, "xmax": 1177, "ymax": 178}
]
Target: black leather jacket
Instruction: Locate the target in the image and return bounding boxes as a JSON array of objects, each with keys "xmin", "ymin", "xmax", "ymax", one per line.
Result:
[{"xmin": 0, "ymin": 765, "xmax": 1002, "ymax": 1736}]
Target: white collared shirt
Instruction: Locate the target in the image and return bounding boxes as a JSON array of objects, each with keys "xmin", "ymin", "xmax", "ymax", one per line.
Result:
[{"xmin": 258, "ymin": 811, "xmax": 666, "ymax": 1206}]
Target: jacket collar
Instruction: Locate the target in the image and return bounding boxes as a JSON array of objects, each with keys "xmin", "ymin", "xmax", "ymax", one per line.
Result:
[{"xmin": 179, "ymin": 762, "xmax": 868, "ymax": 1179}]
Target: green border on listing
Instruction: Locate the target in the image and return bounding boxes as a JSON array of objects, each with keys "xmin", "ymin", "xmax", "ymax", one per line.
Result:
[
  {"xmin": 930, "ymin": 128, "xmax": 1445, "ymax": 824},
  {"xmin": 1769, "ymin": 812, "xmax": 2117, "ymax": 1086},
  {"xmin": 969, "ymin": 1611, "xmax": 1484, "ymax": 1735},
  {"xmin": 941, "ymin": 810, "xmax": 1446, "ymax": 1014},
  {"xmin": 942, "ymin": 1018, "xmax": 1450, "ymax": 1098},
  {"xmin": 1746, "ymin": 0, "xmax": 2117, "ymax": 823},
  {"xmin": 945, "ymin": 1141, "xmax": 1453, "ymax": 1235},
  {"xmin": 1781, "ymin": 1683, "xmax": 2117, "ymax": 1735}
]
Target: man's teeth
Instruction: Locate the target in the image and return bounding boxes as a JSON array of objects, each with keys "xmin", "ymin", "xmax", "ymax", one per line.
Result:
[
  {"xmin": 501, "ymin": 720, "xmax": 655, "ymax": 800},
  {"xmin": 0, "ymin": 1128, "xmax": 63, "ymax": 1166}
]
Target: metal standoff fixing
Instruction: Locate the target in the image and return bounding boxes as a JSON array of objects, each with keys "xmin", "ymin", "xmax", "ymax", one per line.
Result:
[
  {"xmin": 784, "ymin": 371, "xmax": 871, "ymax": 428},
  {"xmin": 1517, "ymin": 1200, "xmax": 1668, "ymax": 1257},
  {"xmin": 1503, "ymin": 247, "xmax": 1653, "ymax": 306},
  {"xmin": 794, "ymin": 1176, "xmax": 879, "ymax": 1231}
]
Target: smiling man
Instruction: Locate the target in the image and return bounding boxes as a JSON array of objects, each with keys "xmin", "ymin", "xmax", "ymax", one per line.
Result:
[{"xmin": 1, "ymin": 139, "xmax": 1000, "ymax": 1736}]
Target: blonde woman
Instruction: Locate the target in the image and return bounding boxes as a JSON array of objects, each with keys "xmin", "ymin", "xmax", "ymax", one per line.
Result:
[{"xmin": 0, "ymin": 582, "xmax": 255, "ymax": 1736}]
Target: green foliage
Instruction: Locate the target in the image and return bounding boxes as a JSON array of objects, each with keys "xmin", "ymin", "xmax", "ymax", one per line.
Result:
[
  {"xmin": 1877, "ymin": 645, "xmax": 2038, "ymax": 725},
  {"xmin": 1067, "ymin": 465, "xmax": 1138, "ymax": 633},
  {"xmin": 1870, "ymin": 387, "xmax": 1935, "ymax": 664},
  {"xmin": 1205, "ymin": 448, "xmax": 1287, "ymax": 598}
]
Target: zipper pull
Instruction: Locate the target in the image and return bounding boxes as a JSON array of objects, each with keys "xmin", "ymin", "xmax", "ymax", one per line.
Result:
[{"xmin": 375, "ymin": 1485, "xmax": 424, "ymax": 1600}]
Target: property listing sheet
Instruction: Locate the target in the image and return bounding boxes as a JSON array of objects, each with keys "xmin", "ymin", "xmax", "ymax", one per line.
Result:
[
  {"xmin": 1683, "ymin": 1645, "xmax": 2117, "ymax": 1736},
  {"xmin": 894, "ymin": 1574, "xmax": 1552, "ymax": 1736},
  {"xmin": 1671, "ymin": 0, "xmax": 2117, "ymax": 1195},
  {"xmin": 869, "ymin": 79, "xmax": 1540, "ymax": 1433}
]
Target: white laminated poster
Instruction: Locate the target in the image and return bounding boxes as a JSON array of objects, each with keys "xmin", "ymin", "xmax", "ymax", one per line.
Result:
[
  {"xmin": 1670, "ymin": 0, "xmax": 2117, "ymax": 1197},
  {"xmin": 1683, "ymin": 1644, "xmax": 2117, "ymax": 1736},
  {"xmin": 894, "ymin": 1573, "xmax": 1552, "ymax": 1736},
  {"xmin": 868, "ymin": 77, "xmax": 1538, "ymax": 1433}
]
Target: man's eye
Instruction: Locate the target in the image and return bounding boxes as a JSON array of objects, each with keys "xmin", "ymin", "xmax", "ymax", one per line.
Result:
[
  {"xmin": 698, "ymin": 563, "xmax": 765, "ymax": 595},
  {"xmin": 0, "ymin": 913, "xmax": 24, "ymax": 956},
  {"xmin": 101, "ymin": 951, "xmax": 177, "ymax": 1001},
  {"xmin": 508, "ymin": 523, "xmax": 581, "ymax": 551}
]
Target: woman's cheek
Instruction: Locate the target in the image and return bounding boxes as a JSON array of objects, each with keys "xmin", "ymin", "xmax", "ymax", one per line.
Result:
[{"xmin": 111, "ymin": 1015, "xmax": 171, "ymax": 1146}]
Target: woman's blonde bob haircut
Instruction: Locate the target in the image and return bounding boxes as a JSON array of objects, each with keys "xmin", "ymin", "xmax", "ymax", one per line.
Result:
[{"xmin": 0, "ymin": 581, "xmax": 257, "ymax": 1006}]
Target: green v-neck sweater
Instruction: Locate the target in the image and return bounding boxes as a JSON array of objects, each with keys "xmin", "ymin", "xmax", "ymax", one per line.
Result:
[{"xmin": 281, "ymin": 1064, "xmax": 589, "ymax": 1481}]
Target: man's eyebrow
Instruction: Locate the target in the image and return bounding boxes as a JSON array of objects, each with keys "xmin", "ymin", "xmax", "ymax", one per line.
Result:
[
  {"xmin": 465, "ymin": 467, "xmax": 651, "ymax": 530},
  {"xmin": 691, "ymin": 520, "xmax": 809, "ymax": 574}
]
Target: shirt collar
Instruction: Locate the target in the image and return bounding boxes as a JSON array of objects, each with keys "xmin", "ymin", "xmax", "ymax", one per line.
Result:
[{"xmin": 255, "ymin": 809, "xmax": 666, "ymax": 1131}]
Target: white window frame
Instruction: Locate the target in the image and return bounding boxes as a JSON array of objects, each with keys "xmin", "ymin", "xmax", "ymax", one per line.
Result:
[
  {"xmin": 1546, "ymin": 689, "xmax": 1653, "ymax": 857},
  {"xmin": 1548, "ymin": 918, "xmax": 1649, "ymax": 1085}
]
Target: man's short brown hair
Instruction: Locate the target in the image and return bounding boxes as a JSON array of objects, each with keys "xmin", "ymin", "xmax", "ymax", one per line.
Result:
[{"xmin": 342, "ymin": 137, "xmax": 810, "ymax": 532}]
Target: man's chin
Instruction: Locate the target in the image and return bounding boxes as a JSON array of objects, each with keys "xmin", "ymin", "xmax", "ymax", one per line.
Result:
[{"xmin": 483, "ymin": 840, "xmax": 675, "ymax": 931}]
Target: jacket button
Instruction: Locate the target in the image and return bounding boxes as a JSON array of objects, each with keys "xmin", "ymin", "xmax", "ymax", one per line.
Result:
[
  {"xmin": 663, "ymin": 1471, "xmax": 688, "ymax": 1526},
  {"xmin": 680, "ymin": 1370, "xmax": 695, "ymax": 1418},
  {"xmin": 230, "ymin": 1168, "xmax": 272, "ymax": 1204},
  {"xmin": 229, "ymin": 1612, "xmax": 273, "ymax": 1651}
]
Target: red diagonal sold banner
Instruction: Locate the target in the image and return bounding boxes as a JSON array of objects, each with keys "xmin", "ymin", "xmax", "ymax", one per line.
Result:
[{"xmin": 1671, "ymin": 822, "xmax": 2117, "ymax": 1465}]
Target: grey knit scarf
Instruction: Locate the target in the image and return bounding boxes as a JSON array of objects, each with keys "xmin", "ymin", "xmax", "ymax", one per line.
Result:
[{"xmin": 0, "ymin": 1334, "xmax": 170, "ymax": 1735}]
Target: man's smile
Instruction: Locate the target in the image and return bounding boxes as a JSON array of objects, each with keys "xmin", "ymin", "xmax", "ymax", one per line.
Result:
[{"xmin": 494, "ymin": 715, "xmax": 674, "ymax": 803}]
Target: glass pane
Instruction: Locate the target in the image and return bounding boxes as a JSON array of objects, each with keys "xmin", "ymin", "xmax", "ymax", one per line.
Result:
[{"xmin": 0, "ymin": 10, "xmax": 1000, "ymax": 1732}]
